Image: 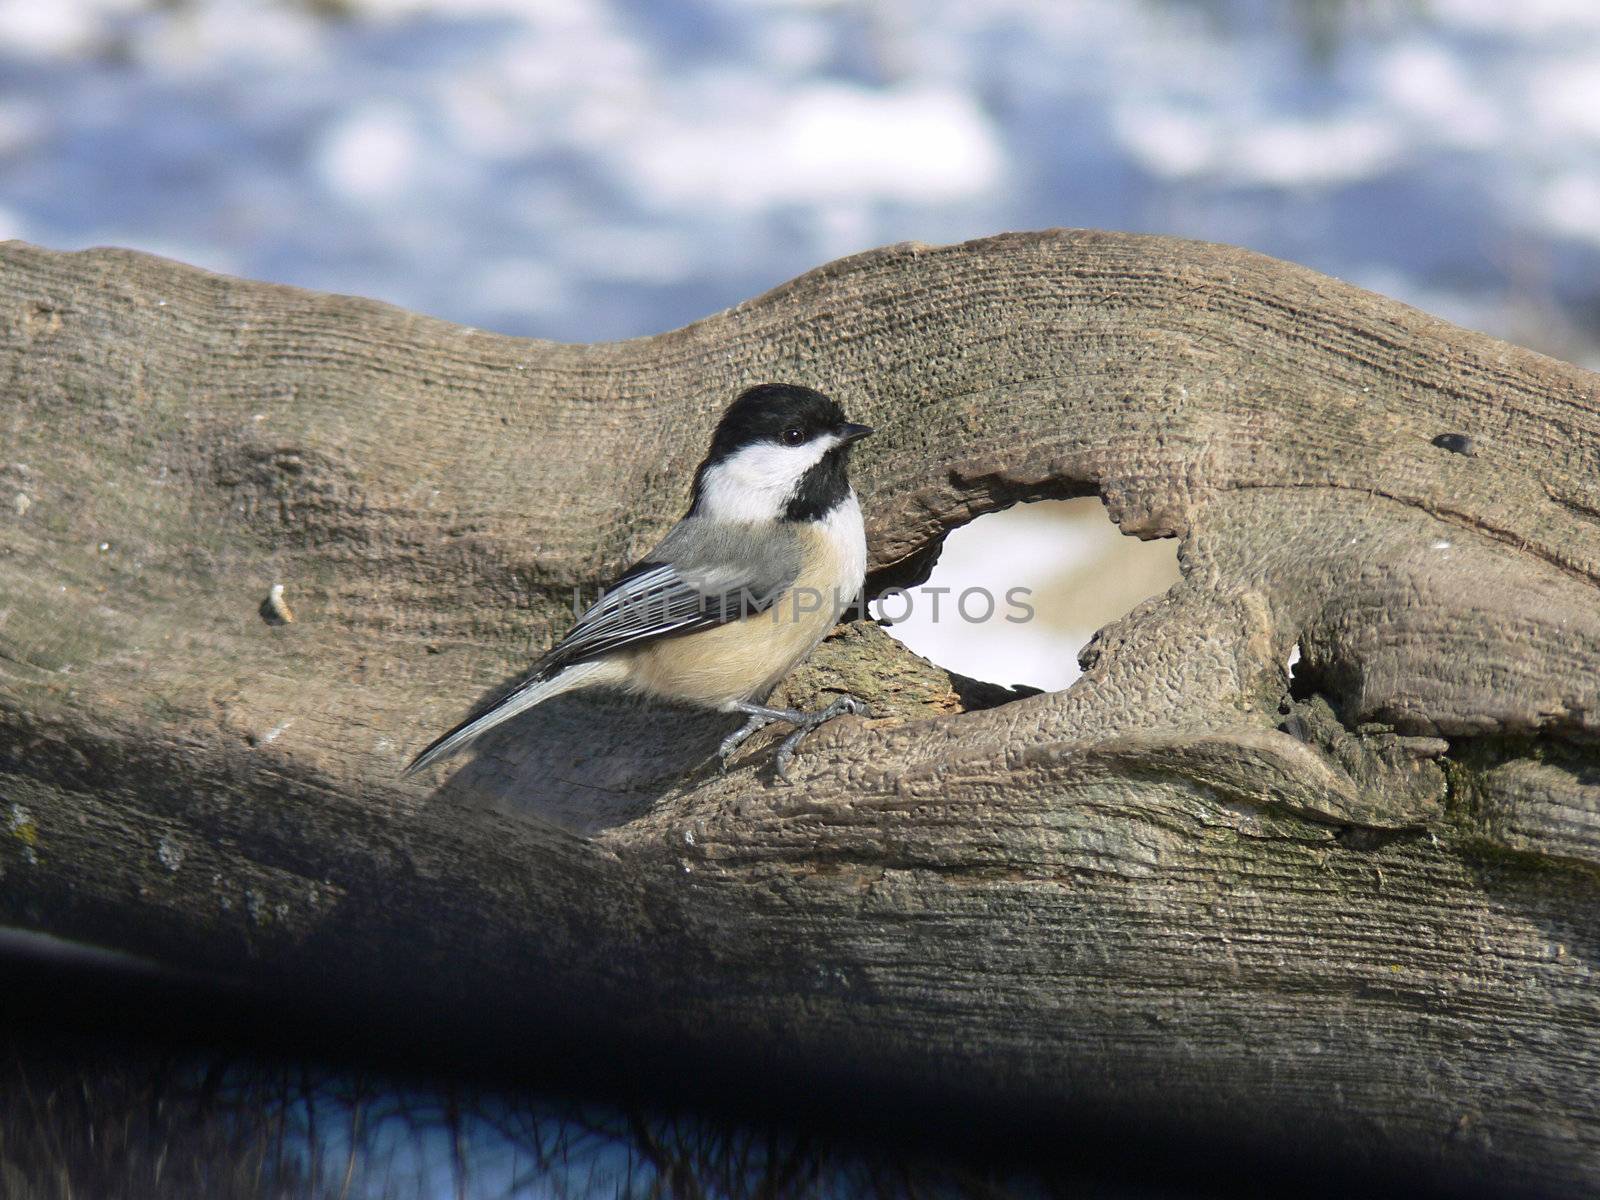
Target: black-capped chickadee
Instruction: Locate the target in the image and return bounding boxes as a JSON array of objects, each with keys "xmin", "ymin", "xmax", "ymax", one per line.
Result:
[{"xmin": 405, "ymin": 383, "xmax": 875, "ymax": 781}]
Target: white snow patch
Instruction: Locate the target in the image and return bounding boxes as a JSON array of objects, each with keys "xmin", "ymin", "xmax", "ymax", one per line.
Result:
[
  {"xmin": 1537, "ymin": 171, "xmax": 1600, "ymax": 245},
  {"xmin": 1116, "ymin": 108, "xmax": 1402, "ymax": 187},
  {"xmin": 1114, "ymin": 107, "xmax": 1221, "ymax": 179},
  {"xmin": 1529, "ymin": 56, "xmax": 1600, "ymax": 143},
  {"xmin": 1227, "ymin": 116, "xmax": 1402, "ymax": 188},
  {"xmin": 0, "ymin": 0, "xmax": 123, "ymax": 59},
  {"xmin": 623, "ymin": 82, "xmax": 1003, "ymax": 211},
  {"xmin": 317, "ymin": 103, "xmax": 423, "ymax": 204},
  {"xmin": 1377, "ymin": 42, "xmax": 1503, "ymax": 147},
  {"xmin": 880, "ymin": 503, "xmax": 1115, "ymax": 692},
  {"xmin": 1430, "ymin": 0, "xmax": 1600, "ymax": 36}
]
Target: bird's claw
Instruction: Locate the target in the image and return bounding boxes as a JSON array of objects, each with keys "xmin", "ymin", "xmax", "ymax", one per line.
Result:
[
  {"xmin": 773, "ymin": 694, "xmax": 871, "ymax": 783},
  {"xmin": 717, "ymin": 711, "xmax": 776, "ymax": 769}
]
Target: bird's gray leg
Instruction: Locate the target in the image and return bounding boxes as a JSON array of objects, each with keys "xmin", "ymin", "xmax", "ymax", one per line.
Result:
[
  {"xmin": 726, "ymin": 696, "xmax": 871, "ymax": 782},
  {"xmin": 717, "ymin": 710, "xmax": 779, "ymax": 765}
]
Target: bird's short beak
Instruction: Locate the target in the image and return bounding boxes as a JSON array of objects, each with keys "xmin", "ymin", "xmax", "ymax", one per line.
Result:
[{"xmin": 840, "ymin": 423, "xmax": 874, "ymax": 444}]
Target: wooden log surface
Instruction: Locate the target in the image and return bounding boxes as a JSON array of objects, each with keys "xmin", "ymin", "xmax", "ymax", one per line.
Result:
[{"xmin": 2, "ymin": 230, "xmax": 1598, "ymax": 1188}]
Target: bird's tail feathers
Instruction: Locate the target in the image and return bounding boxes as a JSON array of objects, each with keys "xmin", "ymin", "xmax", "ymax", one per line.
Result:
[{"xmin": 403, "ymin": 658, "xmax": 618, "ymax": 776}]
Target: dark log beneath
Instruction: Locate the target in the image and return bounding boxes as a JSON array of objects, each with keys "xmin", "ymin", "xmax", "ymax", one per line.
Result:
[{"xmin": 2, "ymin": 231, "xmax": 1598, "ymax": 1190}]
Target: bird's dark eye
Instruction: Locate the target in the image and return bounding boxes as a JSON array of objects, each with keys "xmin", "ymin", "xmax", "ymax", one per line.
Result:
[{"xmin": 781, "ymin": 426, "xmax": 806, "ymax": 446}]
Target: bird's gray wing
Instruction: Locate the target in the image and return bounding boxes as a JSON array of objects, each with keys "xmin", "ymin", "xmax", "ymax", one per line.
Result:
[
  {"xmin": 402, "ymin": 519, "xmax": 800, "ymax": 775},
  {"xmin": 535, "ymin": 518, "xmax": 801, "ymax": 675}
]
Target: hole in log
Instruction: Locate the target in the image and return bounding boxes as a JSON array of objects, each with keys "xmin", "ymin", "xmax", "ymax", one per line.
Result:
[
  {"xmin": 1288, "ymin": 642, "xmax": 1330, "ymax": 709},
  {"xmin": 875, "ymin": 497, "xmax": 1181, "ymax": 692}
]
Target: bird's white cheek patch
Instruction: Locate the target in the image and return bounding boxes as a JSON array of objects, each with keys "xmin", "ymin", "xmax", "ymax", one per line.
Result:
[{"xmin": 697, "ymin": 436, "xmax": 841, "ymax": 523}]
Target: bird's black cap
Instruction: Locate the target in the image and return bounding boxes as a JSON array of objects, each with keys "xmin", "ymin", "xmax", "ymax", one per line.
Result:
[{"xmin": 704, "ymin": 383, "xmax": 852, "ymax": 461}]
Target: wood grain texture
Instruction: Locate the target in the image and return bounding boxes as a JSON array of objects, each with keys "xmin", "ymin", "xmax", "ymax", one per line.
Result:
[{"xmin": 2, "ymin": 231, "xmax": 1598, "ymax": 1187}]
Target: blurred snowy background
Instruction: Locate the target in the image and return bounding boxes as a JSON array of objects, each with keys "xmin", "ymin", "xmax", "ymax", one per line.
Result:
[{"xmin": 4, "ymin": 0, "xmax": 1600, "ymax": 690}]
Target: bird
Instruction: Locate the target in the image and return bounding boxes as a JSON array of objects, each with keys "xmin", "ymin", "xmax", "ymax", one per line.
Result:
[{"xmin": 405, "ymin": 382, "xmax": 875, "ymax": 782}]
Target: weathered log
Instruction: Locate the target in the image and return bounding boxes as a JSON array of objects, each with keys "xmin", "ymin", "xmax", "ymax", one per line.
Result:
[{"xmin": 2, "ymin": 231, "xmax": 1598, "ymax": 1189}]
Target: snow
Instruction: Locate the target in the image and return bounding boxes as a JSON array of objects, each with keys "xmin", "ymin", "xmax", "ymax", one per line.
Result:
[
  {"xmin": 877, "ymin": 505, "xmax": 1123, "ymax": 693},
  {"xmin": 621, "ymin": 82, "xmax": 1001, "ymax": 212},
  {"xmin": 1375, "ymin": 42, "xmax": 1502, "ymax": 148},
  {"xmin": 1530, "ymin": 56, "xmax": 1600, "ymax": 143},
  {"xmin": 0, "ymin": 0, "xmax": 132, "ymax": 59},
  {"xmin": 317, "ymin": 103, "xmax": 425, "ymax": 204},
  {"xmin": 1539, "ymin": 172, "xmax": 1600, "ymax": 246}
]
